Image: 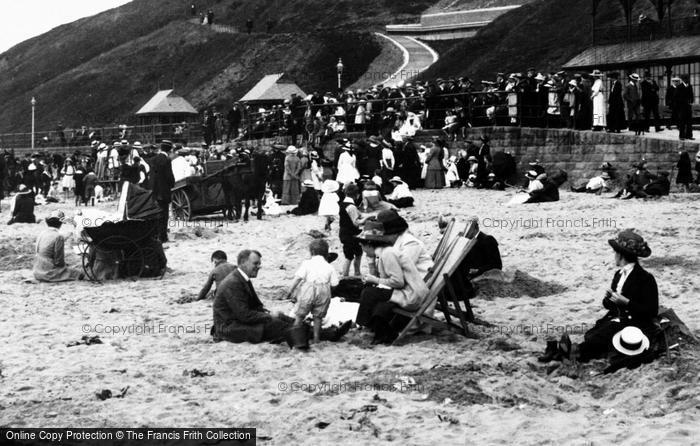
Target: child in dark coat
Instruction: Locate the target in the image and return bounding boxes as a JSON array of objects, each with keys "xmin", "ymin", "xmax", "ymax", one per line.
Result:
[{"xmin": 676, "ymin": 151, "xmax": 692, "ymax": 192}]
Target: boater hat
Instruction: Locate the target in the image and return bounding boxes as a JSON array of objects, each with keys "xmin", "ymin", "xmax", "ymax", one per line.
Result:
[
  {"xmin": 608, "ymin": 229, "xmax": 651, "ymax": 258},
  {"xmin": 286, "ymin": 145, "xmax": 298, "ymax": 154},
  {"xmin": 302, "ymin": 179, "xmax": 314, "ymax": 188},
  {"xmin": 612, "ymin": 326, "xmax": 650, "ymax": 356}
]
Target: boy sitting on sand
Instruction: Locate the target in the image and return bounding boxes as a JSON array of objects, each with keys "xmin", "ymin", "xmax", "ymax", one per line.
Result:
[{"xmin": 287, "ymin": 239, "xmax": 339, "ymax": 344}]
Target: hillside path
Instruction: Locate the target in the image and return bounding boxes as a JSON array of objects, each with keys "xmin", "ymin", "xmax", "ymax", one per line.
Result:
[
  {"xmin": 188, "ymin": 18, "xmax": 238, "ymax": 34},
  {"xmin": 374, "ymin": 34, "xmax": 439, "ymax": 87}
]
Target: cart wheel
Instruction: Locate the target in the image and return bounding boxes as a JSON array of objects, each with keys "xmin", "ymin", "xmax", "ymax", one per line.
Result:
[
  {"xmin": 81, "ymin": 242, "xmax": 98, "ymax": 282},
  {"xmin": 98, "ymin": 236, "xmax": 144, "ymax": 279},
  {"xmin": 171, "ymin": 189, "xmax": 191, "ymax": 221}
]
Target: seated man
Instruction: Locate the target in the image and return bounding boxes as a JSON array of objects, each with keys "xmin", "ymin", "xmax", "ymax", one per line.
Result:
[
  {"xmin": 211, "ymin": 249, "xmax": 351, "ymax": 344},
  {"xmin": 8, "ymin": 184, "xmax": 36, "ymax": 225},
  {"xmin": 617, "ymin": 161, "xmax": 655, "ymax": 199},
  {"xmin": 196, "ymin": 250, "xmax": 236, "ymax": 301},
  {"xmin": 539, "ymin": 230, "xmax": 658, "ymax": 363}
]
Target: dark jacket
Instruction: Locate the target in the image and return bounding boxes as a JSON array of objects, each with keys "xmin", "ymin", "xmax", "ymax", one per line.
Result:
[
  {"xmin": 150, "ymin": 152, "xmax": 175, "ymax": 203},
  {"xmin": 11, "ymin": 192, "xmax": 36, "ymax": 223},
  {"xmin": 640, "ymin": 79, "xmax": 659, "ymax": 106},
  {"xmin": 603, "ymin": 263, "xmax": 658, "ymax": 331},
  {"xmin": 290, "ymin": 188, "xmax": 319, "ymax": 215},
  {"xmin": 672, "ymin": 83, "xmax": 694, "ymax": 110},
  {"xmin": 527, "ymin": 171, "xmax": 567, "ymax": 203},
  {"xmin": 212, "ymin": 269, "xmax": 272, "ymax": 343},
  {"xmin": 462, "ymin": 232, "xmax": 502, "ymax": 277}
]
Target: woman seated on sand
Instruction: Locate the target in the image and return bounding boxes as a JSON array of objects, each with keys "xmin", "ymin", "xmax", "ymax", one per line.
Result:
[
  {"xmin": 33, "ymin": 210, "xmax": 85, "ymax": 282},
  {"xmin": 8, "ymin": 184, "xmax": 36, "ymax": 225},
  {"xmin": 355, "ymin": 212, "xmax": 433, "ymax": 344}
]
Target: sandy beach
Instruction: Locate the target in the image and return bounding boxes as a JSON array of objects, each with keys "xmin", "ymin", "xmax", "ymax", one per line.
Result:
[{"xmin": 1, "ymin": 188, "xmax": 699, "ymax": 445}]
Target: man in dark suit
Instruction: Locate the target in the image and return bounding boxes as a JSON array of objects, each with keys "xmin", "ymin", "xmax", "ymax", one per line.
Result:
[
  {"xmin": 212, "ymin": 250, "xmax": 351, "ymax": 344},
  {"xmin": 640, "ymin": 71, "xmax": 663, "ymax": 132},
  {"xmin": 212, "ymin": 250, "xmax": 288, "ymax": 343},
  {"xmin": 674, "ymin": 75, "xmax": 695, "ymax": 140},
  {"xmin": 150, "ymin": 140, "xmax": 175, "ymax": 242},
  {"xmin": 541, "ymin": 230, "xmax": 658, "ymax": 363},
  {"xmin": 623, "ymin": 73, "xmax": 642, "ymax": 135}
]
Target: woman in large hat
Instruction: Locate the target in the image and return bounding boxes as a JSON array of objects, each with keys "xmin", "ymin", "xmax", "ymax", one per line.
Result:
[
  {"xmin": 539, "ymin": 229, "xmax": 658, "ymax": 363},
  {"xmin": 281, "ymin": 145, "xmax": 302, "ymax": 205},
  {"xmin": 591, "ymin": 69, "xmax": 607, "ymax": 131},
  {"xmin": 424, "ymin": 140, "xmax": 446, "ymax": 189},
  {"xmin": 355, "ymin": 219, "xmax": 430, "ymax": 344},
  {"xmin": 33, "ymin": 210, "xmax": 84, "ymax": 282}
]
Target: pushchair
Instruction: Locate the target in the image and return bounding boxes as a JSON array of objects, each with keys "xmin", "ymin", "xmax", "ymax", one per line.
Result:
[{"xmin": 80, "ymin": 182, "xmax": 167, "ymax": 281}]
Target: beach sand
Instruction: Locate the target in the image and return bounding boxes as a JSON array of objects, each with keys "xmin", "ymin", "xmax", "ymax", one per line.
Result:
[{"xmin": 1, "ymin": 189, "xmax": 699, "ymax": 445}]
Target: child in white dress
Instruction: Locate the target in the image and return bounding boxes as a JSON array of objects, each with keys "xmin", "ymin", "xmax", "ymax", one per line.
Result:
[
  {"xmin": 287, "ymin": 239, "xmax": 340, "ymax": 343},
  {"xmin": 318, "ymin": 179, "xmax": 340, "ymax": 231}
]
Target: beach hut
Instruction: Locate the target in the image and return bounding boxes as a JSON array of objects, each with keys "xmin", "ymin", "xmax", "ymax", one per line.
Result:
[
  {"xmin": 239, "ymin": 73, "xmax": 306, "ymax": 108},
  {"xmin": 135, "ymin": 90, "xmax": 199, "ymax": 127}
]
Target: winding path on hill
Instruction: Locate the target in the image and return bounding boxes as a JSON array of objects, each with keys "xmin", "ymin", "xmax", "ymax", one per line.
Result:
[
  {"xmin": 186, "ymin": 19, "xmax": 438, "ymax": 89},
  {"xmin": 374, "ymin": 33, "xmax": 439, "ymax": 87}
]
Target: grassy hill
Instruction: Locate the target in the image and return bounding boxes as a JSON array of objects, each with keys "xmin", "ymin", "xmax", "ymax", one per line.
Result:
[
  {"xmin": 418, "ymin": 0, "xmax": 699, "ymax": 82},
  {"xmin": 0, "ymin": 0, "xmax": 439, "ymax": 133}
]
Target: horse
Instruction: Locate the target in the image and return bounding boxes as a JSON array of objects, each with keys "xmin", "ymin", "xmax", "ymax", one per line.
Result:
[{"xmin": 220, "ymin": 150, "xmax": 270, "ymax": 221}]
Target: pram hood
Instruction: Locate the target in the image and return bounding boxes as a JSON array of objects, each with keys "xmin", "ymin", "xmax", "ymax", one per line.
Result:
[{"xmin": 123, "ymin": 182, "xmax": 161, "ymax": 221}]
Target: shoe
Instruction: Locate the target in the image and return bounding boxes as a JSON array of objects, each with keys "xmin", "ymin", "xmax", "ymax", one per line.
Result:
[
  {"xmin": 538, "ymin": 340, "xmax": 560, "ymax": 362},
  {"xmin": 333, "ymin": 320, "xmax": 353, "ymax": 341},
  {"xmin": 285, "ymin": 325, "xmax": 310, "ymax": 350},
  {"xmin": 558, "ymin": 334, "xmax": 572, "ymax": 359}
]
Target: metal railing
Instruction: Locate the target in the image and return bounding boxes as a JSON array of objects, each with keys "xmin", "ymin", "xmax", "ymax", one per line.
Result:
[
  {"xmin": 0, "ymin": 123, "xmax": 202, "ymax": 151},
  {"xmin": 3, "ymin": 87, "xmax": 693, "ymax": 151}
]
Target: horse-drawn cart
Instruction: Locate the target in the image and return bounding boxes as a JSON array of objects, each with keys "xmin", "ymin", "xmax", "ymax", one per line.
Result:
[{"xmin": 170, "ymin": 159, "xmax": 252, "ymax": 220}]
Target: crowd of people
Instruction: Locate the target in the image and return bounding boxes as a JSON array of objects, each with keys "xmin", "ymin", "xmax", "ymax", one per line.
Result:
[{"xmin": 206, "ymin": 69, "xmax": 695, "ymax": 145}]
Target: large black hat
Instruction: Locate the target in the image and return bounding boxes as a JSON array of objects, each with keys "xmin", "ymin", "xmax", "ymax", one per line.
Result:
[
  {"xmin": 375, "ymin": 209, "xmax": 408, "ymax": 235},
  {"xmin": 608, "ymin": 230, "xmax": 651, "ymax": 258}
]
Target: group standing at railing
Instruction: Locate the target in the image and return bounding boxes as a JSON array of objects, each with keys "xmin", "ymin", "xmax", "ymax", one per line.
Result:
[{"xmin": 212, "ymin": 68, "xmax": 694, "ymax": 145}]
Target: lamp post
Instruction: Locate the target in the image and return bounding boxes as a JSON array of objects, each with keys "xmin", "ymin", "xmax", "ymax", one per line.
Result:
[
  {"xmin": 336, "ymin": 58, "xmax": 344, "ymax": 92},
  {"xmin": 31, "ymin": 97, "xmax": 36, "ymax": 150}
]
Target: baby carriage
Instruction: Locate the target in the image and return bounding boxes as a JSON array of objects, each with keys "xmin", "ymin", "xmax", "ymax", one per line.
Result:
[{"xmin": 80, "ymin": 182, "xmax": 167, "ymax": 281}]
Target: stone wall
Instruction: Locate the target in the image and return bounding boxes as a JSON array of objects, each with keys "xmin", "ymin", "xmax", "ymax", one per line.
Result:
[
  {"xmin": 327, "ymin": 127, "xmax": 699, "ymax": 186},
  {"xmin": 459, "ymin": 127, "xmax": 699, "ymax": 185}
]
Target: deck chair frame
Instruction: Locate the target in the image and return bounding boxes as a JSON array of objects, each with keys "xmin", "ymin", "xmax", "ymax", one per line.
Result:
[{"xmin": 393, "ymin": 219, "xmax": 480, "ymax": 344}]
